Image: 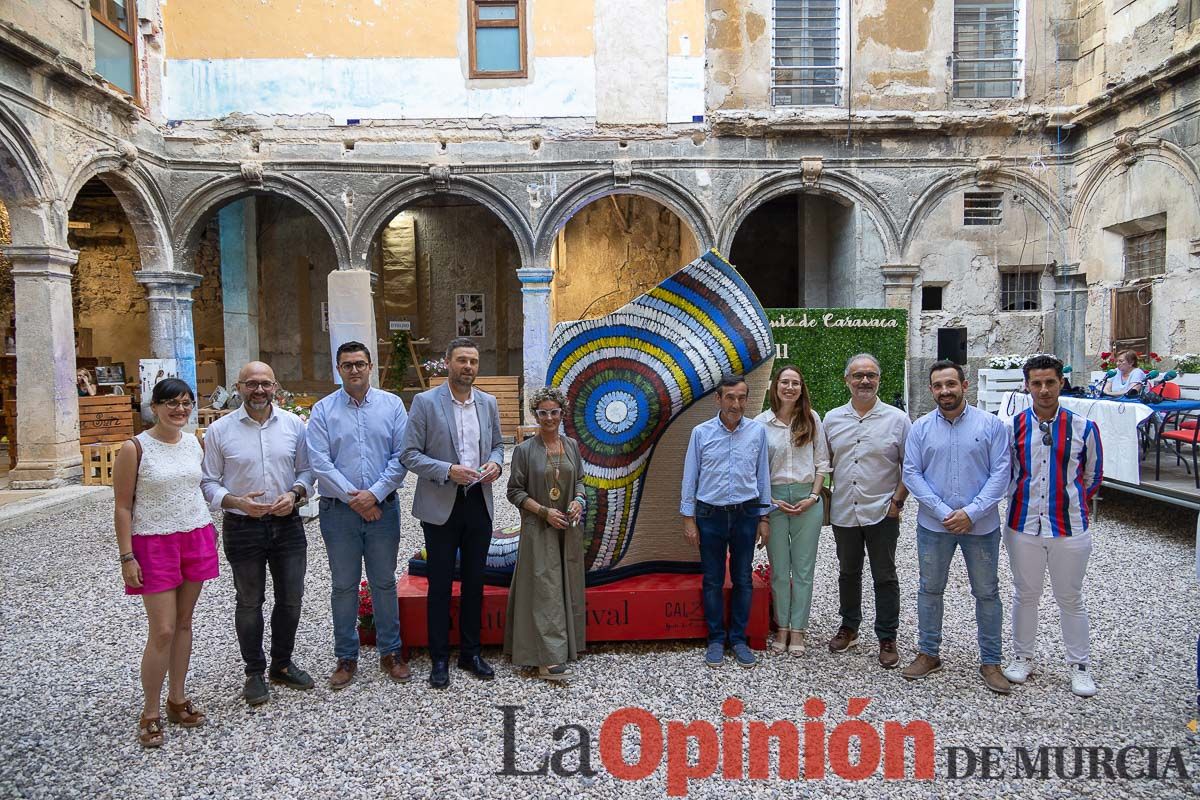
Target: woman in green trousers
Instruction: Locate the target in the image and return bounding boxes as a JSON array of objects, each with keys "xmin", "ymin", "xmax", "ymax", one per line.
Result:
[{"xmin": 755, "ymin": 365, "xmax": 830, "ymax": 656}]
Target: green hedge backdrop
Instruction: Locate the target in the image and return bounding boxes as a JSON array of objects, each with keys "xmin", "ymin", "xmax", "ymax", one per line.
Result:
[{"xmin": 764, "ymin": 308, "xmax": 909, "ymax": 417}]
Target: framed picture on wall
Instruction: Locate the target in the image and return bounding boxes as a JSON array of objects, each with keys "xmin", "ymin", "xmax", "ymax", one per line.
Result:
[{"xmin": 455, "ymin": 293, "xmax": 485, "ymax": 338}]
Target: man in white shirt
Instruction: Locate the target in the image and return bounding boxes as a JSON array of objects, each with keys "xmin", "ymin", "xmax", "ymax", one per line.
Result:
[
  {"xmin": 823, "ymin": 353, "xmax": 912, "ymax": 669},
  {"xmin": 201, "ymin": 361, "xmax": 314, "ymax": 706}
]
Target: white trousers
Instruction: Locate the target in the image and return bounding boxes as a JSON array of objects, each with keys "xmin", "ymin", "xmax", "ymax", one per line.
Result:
[{"xmin": 1003, "ymin": 528, "xmax": 1092, "ymax": 666}]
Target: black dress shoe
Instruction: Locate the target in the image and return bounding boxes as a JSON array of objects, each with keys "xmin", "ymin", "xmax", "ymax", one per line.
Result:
[
  {"xmin": 429, "ymin": 659, "xmax": 450, "ymax": 690},
  {"xmin": 457, "ymin": 654, "xmax": 495, "ymax": 680}
]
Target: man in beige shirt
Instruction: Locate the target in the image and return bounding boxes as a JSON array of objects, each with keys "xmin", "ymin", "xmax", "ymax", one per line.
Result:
[{"xmin": 823, "ymin": 353, "xmax": 912, "ymax": 669}]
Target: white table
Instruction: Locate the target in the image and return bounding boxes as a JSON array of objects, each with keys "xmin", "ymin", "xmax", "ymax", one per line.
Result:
[{"xmin": 997, "ymin": 393, "xmax": 1153, "ymax": 484}]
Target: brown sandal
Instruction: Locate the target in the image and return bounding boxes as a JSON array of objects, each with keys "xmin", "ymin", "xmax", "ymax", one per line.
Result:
[
  {"xmin": 165, "ymin": 698, "xmax": 206, "ymax": 728},
  {"xmin": 138, "ymin": 716, "xmax": 165, "ymax": 748}
]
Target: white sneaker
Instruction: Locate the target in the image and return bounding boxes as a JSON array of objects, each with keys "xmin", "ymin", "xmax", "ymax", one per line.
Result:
[
  {"xmin": 1069, "ymin": 664, "xmax": 1098, "ymax": 698},
  {"xmin": 1002, "ymin": 656, "xmax": 1034, "ymax": 684}
]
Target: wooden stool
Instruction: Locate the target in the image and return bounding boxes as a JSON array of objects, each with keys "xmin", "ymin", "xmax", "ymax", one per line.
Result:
[{"xmin": 81, "ymin": 442, "xmax": 123, "ymax": 486}]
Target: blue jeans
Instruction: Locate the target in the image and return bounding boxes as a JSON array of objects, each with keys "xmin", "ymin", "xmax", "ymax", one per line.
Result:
[
  {"xmin": 916, "ymin": 524, "xmax": 1002, "ymax": 664},
  {"xmin": 318, "ymin": 496, "xmax": 402, "ymax": 660},
  {"xmin": 695, "ymin": 501, "xmax": 759, "ymax": 646}
]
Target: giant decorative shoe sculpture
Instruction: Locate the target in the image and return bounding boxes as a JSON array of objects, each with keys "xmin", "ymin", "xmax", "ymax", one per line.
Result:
[
  {"xmin": 548, "ymin": 249, "xmax": 774, "ymax": 584},
  {"xmin": 406, "ymin": 250, "xmax": 774, "ymax": 586}
]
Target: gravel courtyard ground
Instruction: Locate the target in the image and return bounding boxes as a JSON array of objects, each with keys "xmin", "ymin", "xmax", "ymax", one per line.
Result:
[{"xmin": 0, "ymin": 482, "xmax": 1197, "ymax": 800}]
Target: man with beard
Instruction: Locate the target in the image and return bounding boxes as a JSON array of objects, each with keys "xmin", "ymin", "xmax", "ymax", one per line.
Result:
[
  {"xmin": 900, "ymin": 360, "xmax": 1012, "ymax": 694},
  {"xmin": 823, "ymin": 353, "xmax": 911, "ymax": 668},
  {"xmin": 402, "ymin": 337, "xmax": 504, "ymax": 689},
  {"xmin": 201, "ymin": 361, "xmax": 315, "ymax": 705}
]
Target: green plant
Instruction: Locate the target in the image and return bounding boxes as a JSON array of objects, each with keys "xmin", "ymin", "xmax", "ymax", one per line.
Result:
[
  {"xmin": 765, "ymin": 308, "xmax": 909, "ymax": 416},
  {"xmin": 389, "ymin": 330, "xmax": 411, "ymax": 392},
  {"xmin": 1174, "ymin": 353, "xmax": 1200, "ymax": 374}
]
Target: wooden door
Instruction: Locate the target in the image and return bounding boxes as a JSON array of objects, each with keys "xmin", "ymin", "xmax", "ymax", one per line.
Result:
[{"xmin": 1111, "ymin": 286, "xmax": 1151, "ymax": 353}]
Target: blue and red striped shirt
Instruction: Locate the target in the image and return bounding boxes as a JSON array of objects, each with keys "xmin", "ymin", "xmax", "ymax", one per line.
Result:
[{"xmin": 1007, "ymin": 406, "xmax": 1103, "ymax": 538}]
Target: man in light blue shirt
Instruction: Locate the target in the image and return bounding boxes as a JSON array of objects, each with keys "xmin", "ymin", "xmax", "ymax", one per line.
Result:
[
  {"xmin": 681, "ymin": 374, "xmax": 772, "ymax": 670},
  {"xmin": 901, "ymin": 360, "xmax": 1011, "ymax": 694},
  {"xmin": 307, "ymin": 341, "xmax": 411, "ymax": 689}
]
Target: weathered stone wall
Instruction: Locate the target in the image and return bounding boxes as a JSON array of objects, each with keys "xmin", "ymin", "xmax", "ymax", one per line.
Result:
[
  {"xmin": 550, "ymin": 195, "xmax": 700, "ymax": 323},
  {"xmin": 0, "ymin": 202, "xmax": 12, "ymax": 346},
  {"xmin": 404, "ymin": 201, "xmax": 523, "ymax": 375},
  {"xmin": 191, "ymin": 218, "xmax": 225, "ymax": 359},
  {"xmin": 66, "ymin": 192, "xmax": 150, "ymax": 375},
  {"xmin": 256, "ymin": 196, "xmax": 339, "ymax": 387}
]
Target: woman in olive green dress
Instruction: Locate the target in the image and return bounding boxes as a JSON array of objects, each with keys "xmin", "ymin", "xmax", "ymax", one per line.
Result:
[{"xmin": 504, "ymin": 386, "xmax": 587, "ymax": 681}]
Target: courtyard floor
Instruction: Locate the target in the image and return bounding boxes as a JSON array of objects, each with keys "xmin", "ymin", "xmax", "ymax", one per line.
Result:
[{"xmin": 0, "ymin": 481, "xmax": 1197, "ymax": 799}]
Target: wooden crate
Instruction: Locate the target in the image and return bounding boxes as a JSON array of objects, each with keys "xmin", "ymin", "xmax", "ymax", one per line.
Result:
[
  {"xmin": 78, "ymin": 395, "xmax": 136, "ymax": 446},
  {"xmin": 429, "ymin": 375, "xmax": 522, "ymax": 439},
  {"xmin": 198, "ymin": 408, "xmax": 234, "ymax": 426},
  {"xmin": 81, "ymin": 442, "xmax": 123, "ymax": 486}
]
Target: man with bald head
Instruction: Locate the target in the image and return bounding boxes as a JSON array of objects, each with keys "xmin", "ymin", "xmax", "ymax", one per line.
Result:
[{"xmin": 202, "ymin": 361, "xmax": 315, "ymax": 705}]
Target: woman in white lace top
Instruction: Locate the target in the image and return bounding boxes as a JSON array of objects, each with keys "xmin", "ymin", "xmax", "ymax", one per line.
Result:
[{"xmin": 112, "ymin": 378, "xmax": 217, "ymax": 748}]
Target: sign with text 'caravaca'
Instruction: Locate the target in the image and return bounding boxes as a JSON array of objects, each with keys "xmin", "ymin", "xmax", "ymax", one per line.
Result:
[{"xmin": 765, "ymin": 308, "xmax": 908, "ymax": 417}]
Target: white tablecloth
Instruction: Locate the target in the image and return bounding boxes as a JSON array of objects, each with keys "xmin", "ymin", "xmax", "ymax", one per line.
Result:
[{"xmin": 997, "ymin": 393, "xmax": 1152, "ymax": 484}]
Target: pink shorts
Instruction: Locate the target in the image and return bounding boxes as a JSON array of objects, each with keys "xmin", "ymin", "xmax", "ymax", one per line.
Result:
[{"xmin": 125, "ymin": 524, "xmax": 219, "ymax": 595}]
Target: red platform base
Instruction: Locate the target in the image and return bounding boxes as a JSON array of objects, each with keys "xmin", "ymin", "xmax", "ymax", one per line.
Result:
[{"xmin": 381, "ymin": 569, "xmax": 770, "ymax": 659}]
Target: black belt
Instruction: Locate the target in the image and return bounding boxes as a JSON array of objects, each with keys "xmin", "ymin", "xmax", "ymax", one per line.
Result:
[{"xmin": 696, "ymin": 499, "xmax": 769, "ymax": 513}]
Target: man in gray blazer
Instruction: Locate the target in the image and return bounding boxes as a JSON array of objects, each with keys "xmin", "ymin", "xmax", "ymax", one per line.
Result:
[{"xmin": 401, "ymin": 337, "xmax": 505, "ymax": 689}]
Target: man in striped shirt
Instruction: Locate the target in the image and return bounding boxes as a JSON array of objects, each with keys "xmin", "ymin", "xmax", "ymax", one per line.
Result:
[{"xmin": 1002, "ymin": 354, "xmax": 1103, "ymax": 698}]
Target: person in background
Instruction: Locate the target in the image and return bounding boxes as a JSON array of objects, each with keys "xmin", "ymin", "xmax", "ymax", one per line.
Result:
[
  {"xmin": 823, "ymin": 353, "xmax": 911, "ymax": 669},
  {"xmin": 113, "ymin": 378, "xmax": 218, "ymax": 748},
  {"xmin": 77, "ymin": 367, "xmax": 97, "ymax": 397},
  {"xmin": 1101, "ymin": 349, "xmax": 1146, "ymax": 396},
  {"xmin": 307, "ymin": 341, "xmax": 411, "ymax": 689},
  {"xmin": 680, "ymin": 374, "xmax": 772, "ymax": 670},
  {"xmin": 1003, "ymin": 354, "xmax": 1103, "ymax": 697},
  {"xmin": 504, "ymin": 387, "xmax": 586, "ymax": 681},
  {"xmin": 754, "ymin": 365, "xmax": 830, "ymax": 657},
  {"xmin": 901, "ymin": 360, "xmax": 1012, "ymax": 694},
  {"xmin": 201, "ymin": 361, "xmax": 315, "ymax": 706}
]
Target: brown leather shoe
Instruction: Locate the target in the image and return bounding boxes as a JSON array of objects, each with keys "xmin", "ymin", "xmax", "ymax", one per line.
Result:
[
  {"xmin": 901, "ymin": 652, "xmax": 943, "ymax": 681},
  {"xmin": 980, "ymin": 664, "xmax": 1012, "ymax": 695},
  {"xmin": 827, "ymin": 626, "xmax": 859, "ymax": 653},
  {"xmin": 329, "ymin": 658, "xmax": 357, "ymax": 690},
  {"xmin": 380, "ymin": 653, "xmax": 412, "ymax": 682},
  {"xmin": 878, "ymin": 639, "xmax": 899, "ymax": 669}
]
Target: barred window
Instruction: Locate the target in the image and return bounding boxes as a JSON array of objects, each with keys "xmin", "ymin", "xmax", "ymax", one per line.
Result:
[
  {"xmin": 772, "ymin": 0, "xmax": 842, "ymax": 106},
  {"xmin": 964, "ymin": 192, "xmax": 1003, "ymax": 225},
  {"xmin": 1000, "ymin": 270, "xmax": 1039, "ymax": 311},
  {"xmin": 1124, "ymin": 229, "xmax": 1166, "ymax": 280},
  {"xmin": 953, "ymin": 0, "xmax": 1020, "ymax": 99}
]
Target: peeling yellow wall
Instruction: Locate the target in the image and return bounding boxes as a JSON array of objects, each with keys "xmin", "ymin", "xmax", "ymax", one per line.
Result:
[
  {"xmin": 164, "ymin": 0, "xmax": 460, "ymax": 59},
  {"xmin": 857, "ymin": 0, "xmax": 934, "ymax": 53},
  {"xmin": 165, "ymin": 0, "xmax": 601, "ymax": 60},
  {"xmin": 668, "ymin": 0, "xmax": 705, "ymax": 56},
  {"xmin": 532, "ymin": 0, "xmax": 594, "ymax": 57}
]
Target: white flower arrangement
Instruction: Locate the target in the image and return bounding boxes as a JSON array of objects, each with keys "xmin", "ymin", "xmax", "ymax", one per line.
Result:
[
  {"xmin": 1173, "ymin": 353, "xmax": 1200, "ymax": 374},
  {"xmin": 986, "ymin": 354, "xmax": 1026, "ymax": 369}
]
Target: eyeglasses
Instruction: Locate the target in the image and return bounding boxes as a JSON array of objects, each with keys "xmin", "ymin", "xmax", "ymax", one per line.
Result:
[
  {"xmin": 160, "ymin": 399, "xmax": 194, "ymax": 411},
  {"xmin": 240, "ymin": 381, "xmax": 276, "ymax": 391},
  {"xmin": 338, "ymin": 361, "xmax": 371, "ymax": 372},
  {"xmin": 534, "ymin": 408, "xmax": 563, "ymax": 418},
  {"xmin": 850, "ymin": 372, "xmax": 880, "ymax": 382},
  {"xmin": 1038, "ymin": 419, "xmax": 1053, "ymax": 447}
]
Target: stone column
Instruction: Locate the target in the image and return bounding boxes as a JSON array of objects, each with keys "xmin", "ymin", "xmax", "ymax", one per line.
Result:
[
  {"xmin": 218, "ymin": 200, "xmax": 259, "ymax": 385},
  {"xmin": 326, "ymin": 269, "xmax": 379, "ymax": 387},
  {"xmin": 135, "ymin": 270, "xmax": 203, "ymax": 401},
  {"xmin": 7, "ymin": 246, "xmax": 83, "ymax": 487},
  {"xmin": 881, "ymin": 263, "xmax": 921, "ymax": 411},
  {"xmin": 518, "ymin": 267, "xmax": 554, "ymax": 403}
]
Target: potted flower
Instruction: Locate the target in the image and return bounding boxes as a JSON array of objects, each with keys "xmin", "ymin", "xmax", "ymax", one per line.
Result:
[
  {"xmin": 422, "ymin": 358, "xmax": 448, "ymax": 378},
  {"xmin": 358, "ymin": 580, "xmax": 376, "ymax": 647},
  {"xmin": 1174, "ymin": 353, "xmax": 1200, "ymax": 396}
]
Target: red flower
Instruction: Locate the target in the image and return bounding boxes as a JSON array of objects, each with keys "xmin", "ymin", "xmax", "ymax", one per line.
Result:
[{"xmin": 1100, "ymin": 351, "xmax": 1111, "ymax": 358}]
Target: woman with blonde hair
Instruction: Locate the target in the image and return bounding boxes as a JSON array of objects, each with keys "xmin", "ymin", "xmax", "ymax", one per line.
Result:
[
  {"xmin": 504, "ymin": 386, "xmax": 587, "ymax": 681},
  {"xmin": 1102, "ymin": 349, "xmax": 1147, "ymax": 396},
  {"xmin": 755, "ymin": 365, "xmax": 830, "ymax": 655}
]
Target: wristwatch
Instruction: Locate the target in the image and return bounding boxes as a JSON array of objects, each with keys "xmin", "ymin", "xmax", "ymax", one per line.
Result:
[
  {"xmin": 890, "ymin": 496, "xmax": 905, "ymax": 509},
  {"xmin": 290, "ymin": 486, "xmax": 308, "ymax": 509}
]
